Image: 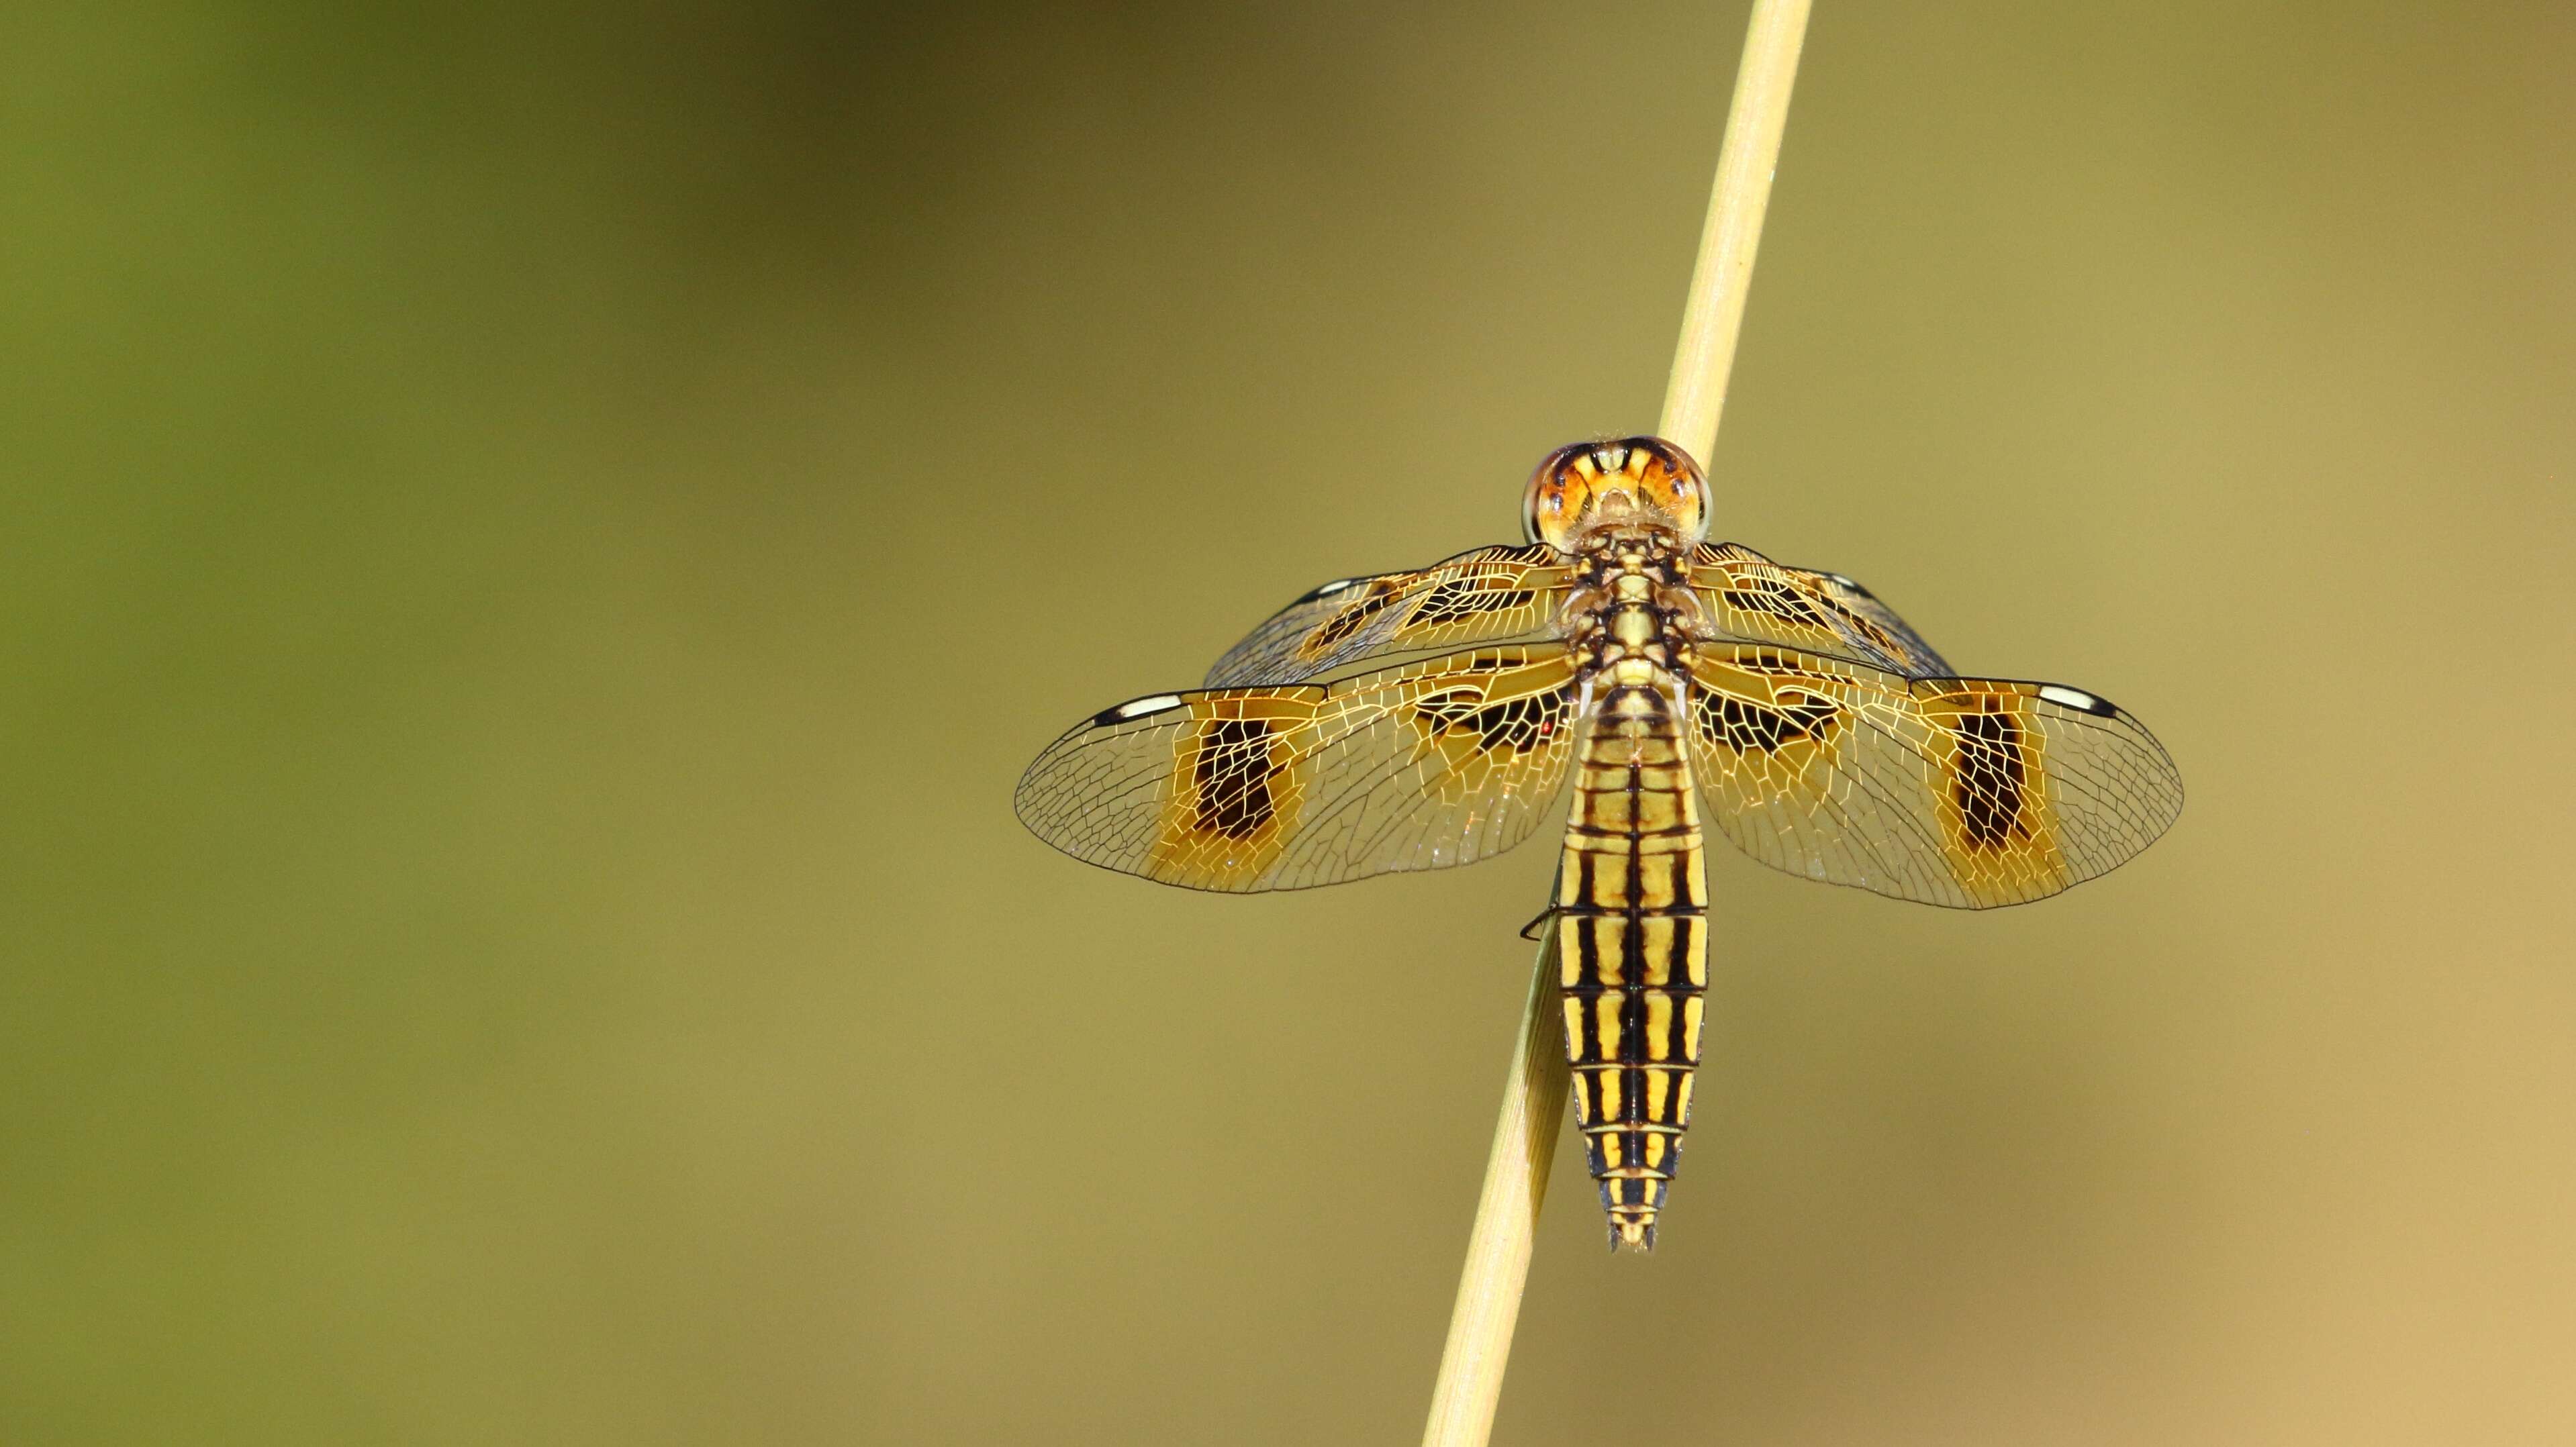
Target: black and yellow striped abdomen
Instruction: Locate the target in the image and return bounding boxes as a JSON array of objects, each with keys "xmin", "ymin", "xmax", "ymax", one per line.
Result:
[{"xmin": 1556, "ymin": 680, "xmax": 1708, "ymax": 1252}]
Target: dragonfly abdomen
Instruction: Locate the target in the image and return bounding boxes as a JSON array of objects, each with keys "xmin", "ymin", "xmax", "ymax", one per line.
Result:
[{"xmin": 1555, "ymin": 680, "xmax": 1709, "ymax": 1252}]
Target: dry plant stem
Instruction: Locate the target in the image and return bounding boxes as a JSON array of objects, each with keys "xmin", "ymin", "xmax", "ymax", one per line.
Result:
[
  {"xmin": 1419, "ymin": 929, "xmax": 1568, "ymax": 1447},
  {"xmin": 1419, "ymin": 5, "xmax": 1813, "ymax": 1446},
  {"xmin": 1659, "ymin": 0, "xmax": 1813, "ymax": 470}
]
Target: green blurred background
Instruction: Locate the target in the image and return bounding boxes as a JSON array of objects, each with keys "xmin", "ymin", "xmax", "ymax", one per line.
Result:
[{"xmin": 6, "ymin": 2, "xmax": 2572, "ymax": 1443}]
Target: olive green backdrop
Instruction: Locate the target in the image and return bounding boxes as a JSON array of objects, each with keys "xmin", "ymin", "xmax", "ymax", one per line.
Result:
[{"xmin": 7, "ymin": 3, "xmax": 2572, "ymax": 1444}]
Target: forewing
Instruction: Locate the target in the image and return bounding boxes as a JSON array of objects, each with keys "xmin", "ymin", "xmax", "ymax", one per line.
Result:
[
  {"xmin": 1020, "ymin": 647, "xmax": 1582, "ymax": 893},
  {"xmin": 1688, "ymin": 542, "xmax": 1954, "ymax": 678},
  {"xmin": 1683, "ymin": 646, "xmax": 2181, "ymax": 908},
  {"xmin": 1204, "ymin": 544, "xmax": 1572, "ymax": 687}
]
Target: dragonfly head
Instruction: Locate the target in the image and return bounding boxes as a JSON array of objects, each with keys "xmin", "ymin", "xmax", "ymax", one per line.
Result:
[{"xmin": 1522, "ymin": 436, "xmax": 1707, "ymax": 552}]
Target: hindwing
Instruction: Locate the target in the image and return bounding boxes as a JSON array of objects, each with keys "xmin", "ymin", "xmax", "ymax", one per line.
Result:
[
  {"xmin": 1682, "ymin": 646, "xmax": 2181, "ymax": 908},
  {"xmin": 1020, "ymin": 646, "xmax": 1582, "ymax": 892}
]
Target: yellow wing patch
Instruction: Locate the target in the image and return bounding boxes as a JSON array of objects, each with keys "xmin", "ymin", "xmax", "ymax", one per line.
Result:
[
  {"xmin": 1021, "ymin": 648, "xmax": 1582, "ymax": 893},
  {"xmin": 1913, "ymin": 687, "xmax": 2075, "ymax": 906},
  {"xmin": 1145, "ymin": 692, "xmax": 1316, "ymax": 887}
]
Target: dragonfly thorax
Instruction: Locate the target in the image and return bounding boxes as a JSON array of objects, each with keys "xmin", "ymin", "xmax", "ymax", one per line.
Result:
[{"xmin": 1562, "ymin": 534, "xmax": 1697, "ymax": 711}]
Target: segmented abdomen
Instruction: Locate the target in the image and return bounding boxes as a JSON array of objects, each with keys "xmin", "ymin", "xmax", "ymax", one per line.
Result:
[{"xmin": 1555, "ymin": 683, "xmax": 1709, "ymax": 1252}]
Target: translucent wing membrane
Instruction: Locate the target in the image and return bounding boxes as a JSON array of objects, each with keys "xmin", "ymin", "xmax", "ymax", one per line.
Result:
[
  {"xmin": 1020, "ymin": 647, "xmax": 1582, "ymax": 893},
  {"xmin": 1204, "ymin": 544, "xmax": 1573, "ymax": 687},
  {"xmin": 1688, "ymin": 542, "xmax": 1954, "ymax": 679},
  {"xmin": 1684, "ymin": 646, "xmax": 2181, "ymax": 909}
]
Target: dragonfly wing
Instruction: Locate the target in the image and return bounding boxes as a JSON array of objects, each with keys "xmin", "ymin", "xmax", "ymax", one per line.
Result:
[
  {"xmin": 1021, "ymin": 646, "xmax": 1584, "ymax": 892},
  {"xmin": 1688, "ymin": 542, "xmax": 1954, "ymax": 679},
  {"xmin": 1204, "ymin": 543, "xmax": 1572, "ymax": 687},
  {"xmin": 1682, "ymin": 645, "xmax": 2181, "ymax": 908}
]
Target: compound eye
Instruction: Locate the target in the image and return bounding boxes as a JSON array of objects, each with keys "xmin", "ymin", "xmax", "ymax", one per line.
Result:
[{"xmin": 1523, "ymin": 442, "xmax": 1591, "ymax": 547}]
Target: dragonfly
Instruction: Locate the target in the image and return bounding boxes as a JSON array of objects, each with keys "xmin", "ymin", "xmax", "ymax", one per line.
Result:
[{"xmin": 1016, "ymin": 437, "xmax": 2182, "ymax": 1251}]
